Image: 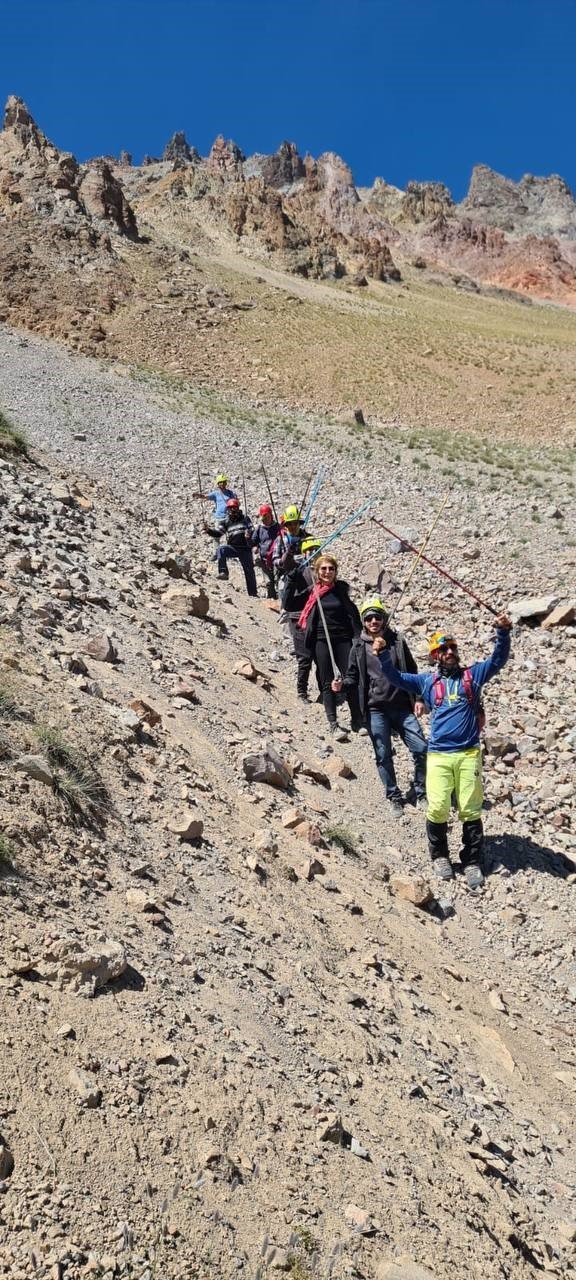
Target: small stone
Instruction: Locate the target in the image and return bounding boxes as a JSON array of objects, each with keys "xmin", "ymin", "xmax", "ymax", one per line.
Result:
[
  {"xmin": 68, "ymin": 1067, "xmax": 101, "ymax": 1108},
  {"xmin": 168, "ymin": 813, "xmax": 204, "ymax": 841},
  {"xmin": 344, "ymin": 1203, "xmax": 373, "ymax": 1233},
  {"xmin": 391, "ymin": 875, "xmax": 433, "ymax": 908},
  {"xmin": 541, "ymin": 601, "xmax": 575, "ymax": 629},
  {"xmin": 232, "ymin": 659, "xmax": 258, "ymax": 681},
  {"xmin": 292, "ymin": 820, "xmax": 325, "ymax": 847},
  {"xmin": 294, "ymin": 856, "xmax": 325, "ymax": 881},
  {"xmin": 324, "ymin": 754, "xmax": 355, "ymax": 779},
  {"xmin": 55, "ymin": 1023, "xmax": 75, "ymax": 1040},
  {"xmin": 281, "ymin": 808, "xmax": 306, "ymax": 829},
  {"xmin": 128, "ymin": 699, "xmax": 162, "ymax": 727},
  {"xmin": 83, "ymin": 634, "xmax": 118, "ymax": 663},
  {"xmin": 242, "ymin": 745, "xmax": 292, "ymax": 790},
  {"xmin": 377, "ymin": 1261, "xmax": 436, "ymax": 1280},
  {"xmin": 161, "ymin": 585, "xmax": 210, "ymax": 618}
]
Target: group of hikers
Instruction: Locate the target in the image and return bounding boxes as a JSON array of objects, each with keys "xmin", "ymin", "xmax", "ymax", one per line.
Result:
[{"xmin": 192, "ymin": 472, "xmax": 513, "ymax": 890}]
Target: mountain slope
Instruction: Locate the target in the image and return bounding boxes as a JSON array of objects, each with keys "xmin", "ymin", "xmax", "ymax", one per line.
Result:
[{"xmin": 0, "ymin": 325, "xmax": 574, "ymax": 1278}]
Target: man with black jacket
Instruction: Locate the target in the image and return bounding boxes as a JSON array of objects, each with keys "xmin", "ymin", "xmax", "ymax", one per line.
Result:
[
  {"xmin": 205, "ymin": 498, "xmax": 258, "ymax": 597},
  {"xmin": 332, "ymin": 595, "xmax": 427, "ymax": 817}
]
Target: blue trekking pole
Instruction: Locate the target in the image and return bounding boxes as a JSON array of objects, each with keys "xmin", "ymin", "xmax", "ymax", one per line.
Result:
[
  {"xmin": 300, "ymin": 499, "xmax": 375, "ymax": 567},
  {"xmin": 303, "ymin": 466, "xmax": 327, "ymax": 527}
]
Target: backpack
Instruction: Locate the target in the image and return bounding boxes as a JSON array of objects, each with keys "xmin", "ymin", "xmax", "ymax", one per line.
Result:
[{"xmin": 431, "ymin": 667, "xmax": 486, "ymax": 731}]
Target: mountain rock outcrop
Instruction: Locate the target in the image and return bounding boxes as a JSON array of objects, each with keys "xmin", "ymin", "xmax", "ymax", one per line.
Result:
[{"xmin": 461, "ymin": 163, "xmax": 576, "ymax": 239}]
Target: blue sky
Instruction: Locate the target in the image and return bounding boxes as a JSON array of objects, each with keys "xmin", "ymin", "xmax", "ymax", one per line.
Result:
[{"xmin": 1, "ymin": 0, "xmax": 575, "ymax": 199}]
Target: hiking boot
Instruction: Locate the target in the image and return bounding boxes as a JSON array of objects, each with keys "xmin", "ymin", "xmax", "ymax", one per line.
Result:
[
  {"xmin": 217, "ymin": 571, "xmax": 229, "ymax": 580},
  {"xmin": 389, "ymin": 799, "xmax": 404, "ymax": 820},
  {"xmin": 433, "ymin": 856, "xmax": 454, "ymax": 881},
  {"xmin": 329, "ymin": 723, "xmax": 349, "ymax": 743},
  {"xmin": 464, "ymin": 863, "xmax": 485, "ymax": 890},
  {"xmin": 350, "ymin": 720, "xmax": 367, "ymax": 735},
  {"xmin": 297, "ymin": 692, "xmax": 309, "ymax": 703}
]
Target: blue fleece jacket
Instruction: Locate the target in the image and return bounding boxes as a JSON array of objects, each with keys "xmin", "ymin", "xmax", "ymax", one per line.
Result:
[{"xmin": 378, "ymin": 628, "xmax": 511, "ymax": 752}]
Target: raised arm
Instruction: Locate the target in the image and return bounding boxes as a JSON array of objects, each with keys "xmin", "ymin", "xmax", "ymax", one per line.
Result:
[
  {"xmin": 373, "ymin": 636, "xmax": 429, "ymax": 697},
  {"xmin": 469, "ymin": 616, "xmax": 512, "ymax": 687}
]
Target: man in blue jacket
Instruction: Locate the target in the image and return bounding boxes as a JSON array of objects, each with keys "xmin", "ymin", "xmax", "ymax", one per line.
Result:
[{"xmin": 374, "ymin": 615, "xmax": 512, "ymax": 887}]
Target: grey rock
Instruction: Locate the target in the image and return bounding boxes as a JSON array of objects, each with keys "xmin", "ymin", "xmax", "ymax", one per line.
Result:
[{"xmin": 14, "ymin": 754, "xmax": 54, "ymax": 786}]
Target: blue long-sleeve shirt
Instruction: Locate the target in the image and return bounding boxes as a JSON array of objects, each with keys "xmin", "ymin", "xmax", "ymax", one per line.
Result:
[
  {"xmin": 378, "ymin": 628, "xmax": 511, "ymax": 752},
  {"xmin": 207, "ymin": 487, "xmax": 237, "ymax": 519}
]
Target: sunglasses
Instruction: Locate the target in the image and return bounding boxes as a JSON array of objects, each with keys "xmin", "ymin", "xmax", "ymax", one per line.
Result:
[
  {"xmin": 437, "ymin": 640, "xmax": 458, "ymax": 652},
  {"xmin": 363, "ymin": 612, "xmax": 383, "ymax": 622}
]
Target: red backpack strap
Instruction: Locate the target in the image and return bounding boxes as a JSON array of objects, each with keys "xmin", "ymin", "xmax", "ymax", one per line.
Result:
[
  {"xmin": 432, "ymin": 674, "xmax": 445, "ymax": 707},
  {"xmin": 462, "ymin": 667, "xmax": 475, "ymax": 704}
]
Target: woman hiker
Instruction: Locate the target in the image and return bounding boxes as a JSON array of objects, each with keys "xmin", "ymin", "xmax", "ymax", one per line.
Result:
[
  {"xmin": 284, "ymin": 553, "xmax": 362, "ymax": 741},
  {"xmin": 373, "ymin": 615, "xmax": 512, "ymax": 888},
  {"xmin": 332, "ymin": 595, "xmax": 427, "ymax": 819}
]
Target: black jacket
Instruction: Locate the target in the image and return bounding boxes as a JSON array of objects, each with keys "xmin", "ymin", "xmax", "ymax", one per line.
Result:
[
  {"xmin": 206, "ymin": 511, "xmax": 252, "ymax": 548},
  {"xmin": 343, "ymin": 627, "xmax": 418, "ymax": 716},
  {"xmin": 282, "ymin": 575, "xmax": 361, "ymax": 652}
]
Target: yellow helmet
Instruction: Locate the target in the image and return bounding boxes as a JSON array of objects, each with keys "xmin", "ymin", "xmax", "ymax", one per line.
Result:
[
  {"xmin": 301, "ymin": 537, "xmax": 321, "ymax": 555},
  {"xmin": 428, "ymin": 630, "xmax": 457, "ymax": 655},
  {"xmin": 282, "ymin": 505, "xmax": 301, "ymax": 524},
  {"xmin": 215, "ymin": 473, "xmax": 228, "ymax": 485},
  {"xmin": 360, "ymin": 595, "xmax": 387, "ymax": 618}
]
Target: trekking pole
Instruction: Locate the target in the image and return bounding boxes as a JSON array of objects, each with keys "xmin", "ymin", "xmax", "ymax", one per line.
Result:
[
  {"xmin": 196, "ymin": 461, "xmax": 207, "ymax": 532},
  {"xmin": 314, "ymin": 587, "xmax": 341, "ymax": 680},
  {"xmin": 299, "ymin": 472, "xmax": 313, "ymax": 516},
  {"xmin": 301, "ymin": 499, "xmax": 374, "ymax": 568},
  {"xmin": 261, "ymin": 464, "xmax": 280, "ymax": 524},
  {"xmin": 303, "ymin": 466, "xmax": 327, "ymax": 527},
  {"xmin": 386, "ymin": 491, "xmax": 451, "ymax": 626},
  {"xmin": 241, "ymin": 462, "xmax": 248, "ymax": 517},
  {"xmin": 371, "ymin": 516, "xmax": 499, "ymax": 617}
]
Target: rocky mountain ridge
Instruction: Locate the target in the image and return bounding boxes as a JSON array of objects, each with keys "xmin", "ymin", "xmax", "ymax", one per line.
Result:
[{"xmin": 2, "ymin": 95, "xmax": 576, "ymax": 442}]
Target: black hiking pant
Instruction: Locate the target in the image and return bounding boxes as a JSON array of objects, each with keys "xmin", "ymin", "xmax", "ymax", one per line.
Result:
[
  {"xmin": 314, "ymin": 637, "xmax": 361, "ymax": 727},
  {"xmin": 288, "ymin": 617, "xmax": 314, "ymax": 697},
  {"xmin": 426, "ymin": 817, "xmax": 484, "ymax": 868}
]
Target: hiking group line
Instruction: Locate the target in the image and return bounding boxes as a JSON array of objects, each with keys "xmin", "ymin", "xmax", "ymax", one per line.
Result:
[{"xmin": 192, "ymin": 467, "xmax": 514, "ymax": 890}]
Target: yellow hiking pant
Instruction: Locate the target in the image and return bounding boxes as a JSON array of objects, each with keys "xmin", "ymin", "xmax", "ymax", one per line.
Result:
[{"xmin": 426, "ymin": 747, "xmax": 483, "ymax": 824}]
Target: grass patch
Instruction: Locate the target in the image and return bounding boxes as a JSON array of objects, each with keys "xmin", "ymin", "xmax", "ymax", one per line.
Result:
[
  {"xmin": 0, "ymin": 410, "xmax": 28, "ymax": 457},
  {"xmin": 325, "ymin": 824, "xmax": 359, "ymax": 856},
  {"xmin": 0, "ymin": 684, "xmax": 28, "ymax": 721},
  {"xmin": 35, "ymin": 725, "xmax": 109, "ymax": 820},
  {"xmin": 0, "ymin": 835, "xmax": 15, "ymax": 867}
]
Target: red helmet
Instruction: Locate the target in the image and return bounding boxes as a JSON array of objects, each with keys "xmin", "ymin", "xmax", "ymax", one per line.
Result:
[
  {"xmin": 258, "ymin": 504, "xmax": 273, "ymax": 517},
  {"xmin": 226, "ymin": 497, "xmax": 240, "ymax": 510}
]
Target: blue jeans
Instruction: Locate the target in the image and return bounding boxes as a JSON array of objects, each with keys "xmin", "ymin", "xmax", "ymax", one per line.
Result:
[
  {"xmin": 216, "ymin": 545, "xmax": 258, "ymax": 597},
  {"xmin": 369, "ymin": 707, "xmax": 427, "ymax": 800}
]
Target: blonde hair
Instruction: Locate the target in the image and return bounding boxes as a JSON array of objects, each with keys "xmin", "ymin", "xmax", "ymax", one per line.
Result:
[{"xmin": 313, "ymin": 554, "xmax": 338, "ymax": 580}]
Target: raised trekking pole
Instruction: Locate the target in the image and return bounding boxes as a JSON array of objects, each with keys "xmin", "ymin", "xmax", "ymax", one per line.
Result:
[
  {"xmin": 301, "ymin": 499, "xmax": 375, "ymax": 568},
  {"xmin": 196, "ymin": 460, "xmax": 207, "ymax": 533},
  {"xmin": 303, "ymin": 466, "xmax": 327, "ymax": 527},
  {"xmin": 386, "ymin": 491, "xmax": 451, "ymax": 626},
  {"xmin": 261, "ymin": 464, "xmax": 280, "ymax": 525},
  {"xmin": 241, "ymin": 462, "xmax": 248, "ymax": 517},
  {"xmin": 371, "ymin": 515, "xmax": 499, "ymax": 617},
  {"xmin": 299, "ymin": 472, "xmax": 313, "ymax": 516}
]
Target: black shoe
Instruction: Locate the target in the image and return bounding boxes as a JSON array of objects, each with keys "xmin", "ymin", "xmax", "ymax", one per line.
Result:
[
  {"xmin": 218, "ymin": 572, "xmax": 229, "ymax": 580},
  {"xmin": 297, "ymin": 692, "xmax": 309, "ymax": 703},
  {"xmin": 389, "ymin": 799, "xmax": 404, "ymax": 819}
]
